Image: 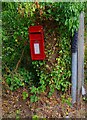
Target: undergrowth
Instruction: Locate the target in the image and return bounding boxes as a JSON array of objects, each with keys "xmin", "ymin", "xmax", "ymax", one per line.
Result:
[{"xmin": 2, "ymin": 2, "xmax": 85, "ymax": 103}]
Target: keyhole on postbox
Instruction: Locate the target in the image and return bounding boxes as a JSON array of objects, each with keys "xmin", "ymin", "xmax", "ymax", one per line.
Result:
[{"xmin": 34, "ymin": 41, "xmax": 40, "ymax": 54}]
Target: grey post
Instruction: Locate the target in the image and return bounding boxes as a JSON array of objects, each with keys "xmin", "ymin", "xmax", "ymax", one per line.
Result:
[{"xmin": 77, "ymin": 12, "xmax": 84, "ymax": 100}]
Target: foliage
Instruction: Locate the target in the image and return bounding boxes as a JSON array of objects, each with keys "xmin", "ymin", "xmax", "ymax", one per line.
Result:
[
  {"xmin": 5, "ymin": 68, "xmax": 34, "ymax": 91},
  {"xmin": 2, "ymin": 2, "xmax": 85, "ymax": 102},
  {"xmin": 32, "ymin": 115, "xmax": 39, "ymax": 120},
  {"xmin": 61, "ymin": 94, "xmax": 72, "ymax": 107},
  {"xmin": 6, "ymin": 72, "xmax": 24, "ymax": 91},
  {"xmin": 16, "ymin": 109, "xmax": 20, "ymax": 120},
  {"xmin": 2, "ymin": 2, "xmax": 36, "ymax": 70},
  {"xmin": 39, "ymin": 2, "xmax": 84, "ymax": 36},
  {"xmin": 22, "ymin": 91, "xmax": 28, "ymax": 100}
]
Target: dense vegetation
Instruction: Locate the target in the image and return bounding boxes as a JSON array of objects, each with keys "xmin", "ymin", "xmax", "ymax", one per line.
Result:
[{"xmin": 2, "ymin": 2, "xmax": 85, "ymax": 102}]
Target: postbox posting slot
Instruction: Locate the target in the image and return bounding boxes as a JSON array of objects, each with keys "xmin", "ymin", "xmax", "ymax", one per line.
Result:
[
  {"xmin": 30, "ymin": 33, "xmax": 42, "ymax": 41},
  {"xmin": 29, "ymin": 32, "xmax": 42, "ymax": 34}
]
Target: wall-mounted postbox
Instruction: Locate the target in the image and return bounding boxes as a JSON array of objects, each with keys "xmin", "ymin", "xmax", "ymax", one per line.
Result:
[{"xmin": 29, "ymin": 25, "xmax": 45, "ymax": 60}]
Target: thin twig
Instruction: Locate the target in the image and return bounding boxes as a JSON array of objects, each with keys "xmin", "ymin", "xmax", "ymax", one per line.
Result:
[{"xmin": 14, "ymin": 47, "xmax": 25, "ymax": 72}]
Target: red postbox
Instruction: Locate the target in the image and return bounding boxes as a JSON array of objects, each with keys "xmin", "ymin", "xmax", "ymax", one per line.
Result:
[{"xmin": 29, "ymin": 25, "xmax": 45, "ymax": 60}]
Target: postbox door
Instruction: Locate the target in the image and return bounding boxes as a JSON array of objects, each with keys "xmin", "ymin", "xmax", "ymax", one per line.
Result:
[{"xmin": 30, "ymin": 39, "xmax": 45, "ymax": 60}]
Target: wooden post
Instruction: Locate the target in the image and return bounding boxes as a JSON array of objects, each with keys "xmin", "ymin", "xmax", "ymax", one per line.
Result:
[{"xmin": 77, "ymin": 12, "xmax": 84, "ymax": 101}]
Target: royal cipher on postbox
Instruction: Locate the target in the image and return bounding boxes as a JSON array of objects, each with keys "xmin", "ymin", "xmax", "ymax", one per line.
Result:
[{"xmin": 29, "ymin": 25, "xmax": 45, "ymax": 60}]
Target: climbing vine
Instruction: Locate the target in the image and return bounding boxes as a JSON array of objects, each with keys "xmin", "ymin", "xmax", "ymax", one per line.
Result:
[
  {"xmin": 2, "ymin": 2, "xmax": 85, "ymax": 102},
  {"xmin": 29, "ymin": 2, "xmax": 84, "ymax": 102}
]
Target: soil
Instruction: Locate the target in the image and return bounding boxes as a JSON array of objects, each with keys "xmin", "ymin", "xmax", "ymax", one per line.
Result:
[{"xmin": 2, "ymin": 82, "xmax": 87, "ymax": 119}]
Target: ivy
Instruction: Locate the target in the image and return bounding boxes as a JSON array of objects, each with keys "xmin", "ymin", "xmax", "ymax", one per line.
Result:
[{"xmin": 2, "ymin": 2, "xmax": 85, "ymax": 102}]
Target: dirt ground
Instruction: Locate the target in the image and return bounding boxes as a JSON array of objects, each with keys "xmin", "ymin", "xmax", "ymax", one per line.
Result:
[{"xmin": 2, "ymin": 82, "xmax": 87, "ymax": 119}]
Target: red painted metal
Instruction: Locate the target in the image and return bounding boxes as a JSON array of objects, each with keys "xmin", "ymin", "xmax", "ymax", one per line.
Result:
[{"xmin": 29, "ymin": 25, "xmax": 45, "ymax": 60}]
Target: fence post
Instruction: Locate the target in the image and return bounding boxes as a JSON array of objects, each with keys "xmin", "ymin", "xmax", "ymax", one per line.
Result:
[{"xmin": 77, "ymin": 12, "xmax": 84, "ymax": 101}]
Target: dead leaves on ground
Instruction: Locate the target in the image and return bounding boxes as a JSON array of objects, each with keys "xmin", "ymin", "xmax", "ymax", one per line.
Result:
[{"xmin": 2, "ymin": 86, "xmax": 86, "ymax": 118}]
